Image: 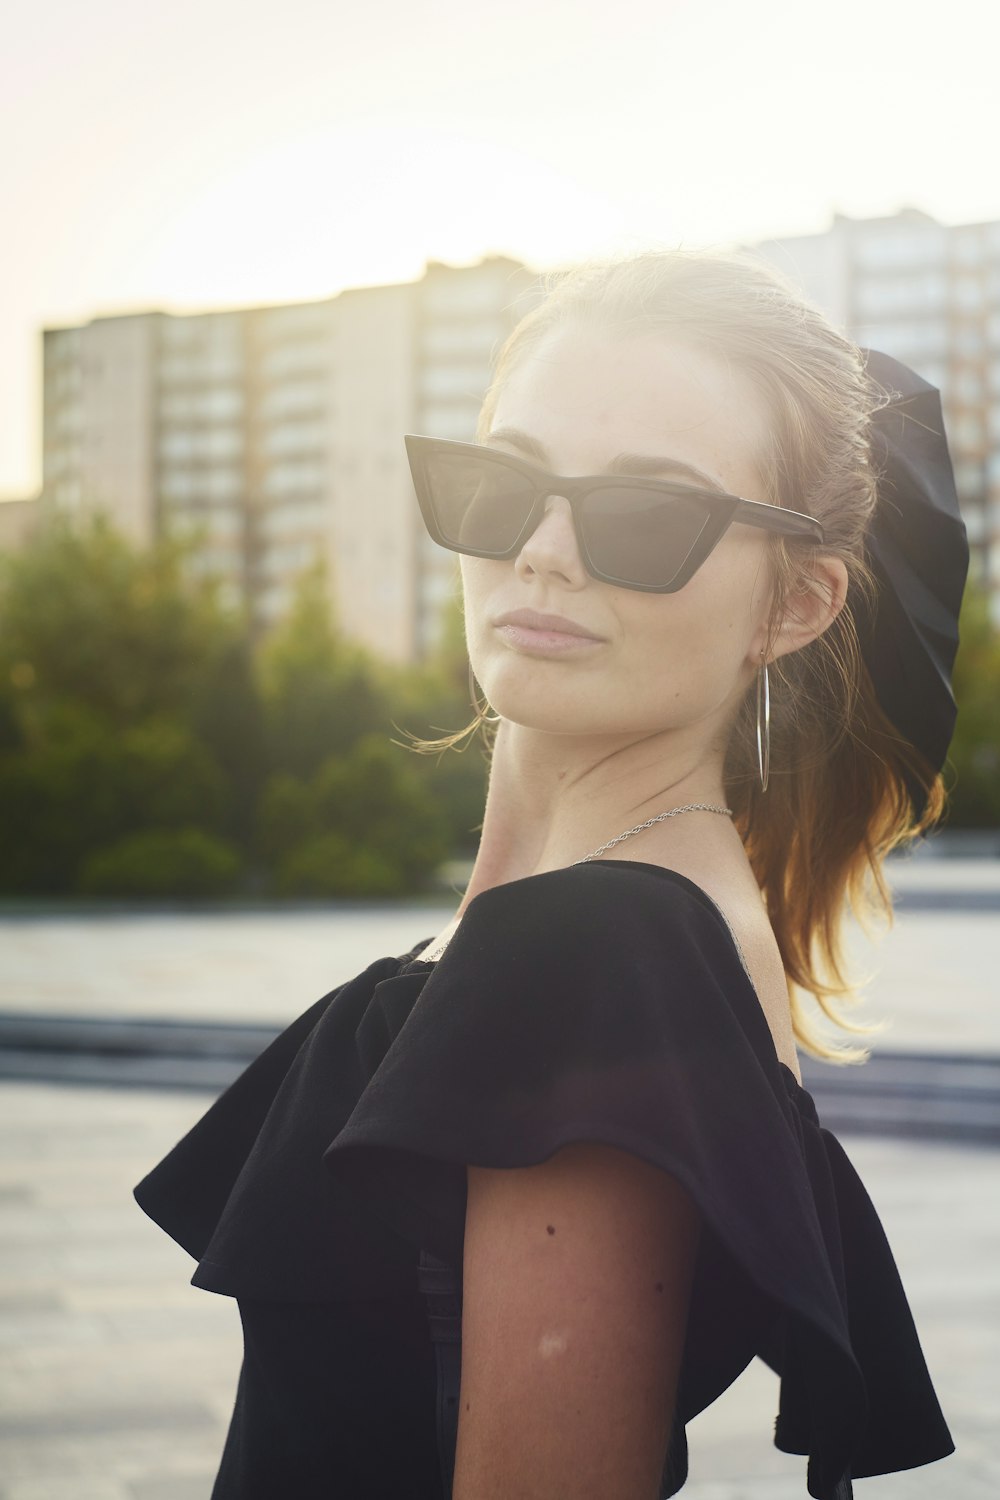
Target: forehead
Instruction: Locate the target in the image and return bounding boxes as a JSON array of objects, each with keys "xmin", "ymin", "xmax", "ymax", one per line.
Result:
[{"xmin": 491, "ymin": 324, "xmax": 774, "ymax": 499}]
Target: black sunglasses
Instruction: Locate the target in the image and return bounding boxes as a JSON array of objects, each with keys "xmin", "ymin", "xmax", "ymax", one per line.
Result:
[{"xmin": 404, "ymin": 435, "xmax": 825, "ymax": 594}]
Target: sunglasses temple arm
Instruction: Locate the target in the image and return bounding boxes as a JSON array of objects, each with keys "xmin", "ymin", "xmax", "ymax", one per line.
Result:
[{"xmin": 733, "ymin": 500, "xmax": 825, "ymax": 544}]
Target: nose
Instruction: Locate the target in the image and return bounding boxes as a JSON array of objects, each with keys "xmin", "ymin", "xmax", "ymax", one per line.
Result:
[{"xmin": 514, "ymin": 494, "xmax": 588, "ymax": 590}]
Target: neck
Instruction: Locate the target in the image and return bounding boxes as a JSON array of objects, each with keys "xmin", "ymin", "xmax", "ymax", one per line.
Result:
[{"xmin": 456, "ymin": 717, "xmax": 733, "ymax": 915}]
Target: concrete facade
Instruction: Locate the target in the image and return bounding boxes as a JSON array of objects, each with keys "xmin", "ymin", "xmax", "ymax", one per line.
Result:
[
  {"xmin": 756, "ymin": 209, "xmax": 1000, "ymax": 623},
  {"xmin": 39, "ymin": 258, "xmax": 536, "ymax": 662},
  {"xmin": 37, "ymin": 212, "xmax": 1000, "ymax": 649}
]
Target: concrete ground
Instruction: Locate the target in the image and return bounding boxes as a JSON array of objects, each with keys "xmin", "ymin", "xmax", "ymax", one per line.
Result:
[
  {"xmin": 0, "ymin": 855, "xmax": 997, "ymax": 1497},
  {"xmin": 1, "ymin": 856, "xmax": 998, "ymax": 1054},
  {"xmin": 0, "ymin": 1081, "xmax": 996, "ymax": 1499}
]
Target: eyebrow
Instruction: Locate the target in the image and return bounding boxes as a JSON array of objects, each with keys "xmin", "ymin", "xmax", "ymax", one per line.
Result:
[{"xmin": 484, "ymin": 425, "xmax": 728, "ymax": 493}]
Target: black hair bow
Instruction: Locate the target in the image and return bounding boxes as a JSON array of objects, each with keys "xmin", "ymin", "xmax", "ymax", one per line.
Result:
[{"xmin": 853, "ymin": 349, "xmax": 970, "ymax": 810}]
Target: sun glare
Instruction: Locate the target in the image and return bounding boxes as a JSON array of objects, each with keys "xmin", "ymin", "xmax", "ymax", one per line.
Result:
[{"xmin": 134, "ymin": 122, "xmax": 631, "ymax": 311}]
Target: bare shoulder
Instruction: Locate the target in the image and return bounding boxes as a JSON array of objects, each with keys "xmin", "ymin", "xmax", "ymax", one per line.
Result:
[
  {"xmin": 457, "ymin": 1144, "xmax": 701, "ymax": 1500},
  {"xmin": 682, "ymin": 871, "xmax": 802, "ymax": 1085},
  {"xmin": 619, "ymin": 853, "xmax": 802, "ymax": 1085}
]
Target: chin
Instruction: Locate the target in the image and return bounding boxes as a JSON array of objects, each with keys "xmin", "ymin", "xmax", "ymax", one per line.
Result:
[{"xmin": 482, "ymin": 674, "xmax": 632, "ymax": 739}]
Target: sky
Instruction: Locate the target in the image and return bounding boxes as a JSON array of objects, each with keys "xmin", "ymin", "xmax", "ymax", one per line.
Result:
[{"xmin": 2, "ymin": 0, "xmax": 997, "ymax": 499}]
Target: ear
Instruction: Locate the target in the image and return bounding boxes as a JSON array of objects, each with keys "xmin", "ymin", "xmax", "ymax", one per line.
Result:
[{"xmin": 764, "ymin": 554, "xmax": 850, "ymax": 664}]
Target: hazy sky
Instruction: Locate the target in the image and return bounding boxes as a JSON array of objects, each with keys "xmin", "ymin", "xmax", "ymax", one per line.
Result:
[{"xmin": 2, "ymin": 0, "xmax": 996, "ymax": 498}]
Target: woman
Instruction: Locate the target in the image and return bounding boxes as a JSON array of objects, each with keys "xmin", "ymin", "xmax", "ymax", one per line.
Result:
[{"xmin": 134, "ymin": 250, "xmax": 965, "ymax": 1499}]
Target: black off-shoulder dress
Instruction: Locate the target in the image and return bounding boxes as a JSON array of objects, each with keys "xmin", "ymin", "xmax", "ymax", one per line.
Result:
[{"xmin": 133, "ymin": 861, "xmax": 955, "ymax": 1500}]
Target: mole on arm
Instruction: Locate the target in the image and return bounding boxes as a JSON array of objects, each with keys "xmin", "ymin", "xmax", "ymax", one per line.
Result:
[{"xmin": 546, "ymin": 1224, "xmax": 556, "ymax": 1236}]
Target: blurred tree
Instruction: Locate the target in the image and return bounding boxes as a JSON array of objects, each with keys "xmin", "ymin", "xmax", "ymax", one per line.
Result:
[
  {"xmin": 945, "ymin": 581, "xmax": 1000, "ymax": 827},
  {"xmin": 0, "ymin": 510, "xmax": 237, "ymax": 729},
  {"xmin": 0, "ymin": 678, "xmax": 23, "ymax": 755},
  {"xmin": 116, "ymin": 715, "xmax": 230, "ymax": 831},
  {"xmin": 255, "ymin": 560, "xmax": 391, "ymax": 778},
  {"xmin": 0, "ymin": 701, "xmax": 230, "ymax": 895},
  {"xmin": 274, "ymin": 833, "xmax": 403, "ymax": 899},
  {"xmin": 0, "ymin": 701, "xmax": 120, "ymax": 893},
  {"xmin": 384, "ymin": 590, "xmax": 489, "ymax": 859},
  {"xmin": 257, "ymin": 734, "xmax": 450, "ymax": 896},
  {"xmin": 254, "ymin": 770, "xmax": 314, "ymax": 867},
  {"xmin": 0, "ymin": 513, "xmax": 241, "ymax": 894},
  {"xmin": 78, "ymin": 827, "xmax": 242, "ymax": 898},
  {"xmin": 190, "ymin": 634, "xmax": 267, "ymax": 850}
]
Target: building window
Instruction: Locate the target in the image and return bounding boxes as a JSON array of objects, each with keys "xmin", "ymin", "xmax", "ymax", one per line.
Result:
[
  {"xmin": 955, "ymin": 324, "xmax": 985, "ymax": 358},
  {"xmin": 260, "ymin": 342, "xmax": 330, "ymax": 380},
  {"xmin": 421, "ymin": 320, "xmax": 502, "ymax": 358},
  {"xmin": 953, "ymin": 413, "xmax": 985, "ymax": 451},
  {"xmin": 262, "ymin": 419, "xmax": 327, "ymax": 456},
  {"xmin": 203, "ymin": 468, "xmax": 242, "ymax": 501},
  {"xmin": 418, "ymin": 403, "xmax": 479, "ymax": 440},
  {"xmin": 260, "ymin": 497, "xmax": 326, "ymax": 536},
  {"xmin": 954, "ymin": 276, "xmax": 984, "ymax": 312},
  {"xmin": 954, "ymin": 369, "xmax": 983, "ymax": 404},
  {"xmin": 853, "ymin": 225, "xmax": 948, "ymax": 271},
  {"xmin": 262, "ymin": 458, "xmax": 325, "ymax": 497},
  {"xmin": 203, "ymin": 428, "xmax": 243, "ymax": 461},
  {"xmin": 259, "ymin": 380, "xmax": 327, "ymax": 419},
  {"xmin": 420, "ymin": 364, "xmax": 491, "ymax": 400},
  {"xmin": 423, "ymin": 274, "xmax": 510, "ymax": 318}
]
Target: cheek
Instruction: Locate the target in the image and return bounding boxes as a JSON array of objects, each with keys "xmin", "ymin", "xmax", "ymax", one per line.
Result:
[
  {"xmin": 459, "ymin": 559, "xmax": 502, "ymax": 658},
  {"xmin": 620, "ymin": 552, "xmax": 766, "ymax": 687},
  {"xmin": 687, "ymin": 536, "xmax": 774, "ymax": 642}
]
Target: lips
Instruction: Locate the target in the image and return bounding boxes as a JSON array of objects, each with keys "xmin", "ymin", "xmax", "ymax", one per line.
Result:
[{"xmin": 493, "ymin": 608, "xmax": 606, "ymax": 641}]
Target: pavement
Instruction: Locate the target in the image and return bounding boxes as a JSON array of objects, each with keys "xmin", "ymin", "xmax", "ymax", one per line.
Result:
[
  {"xmin": 0, "ymin": 852, "xmax": 997, "ymax": 1497},
  {"xmin": 0, "ymin": 853, "xmax": 997, "ymax": 1051},
  {"xmin": 0, "ymin": 1083, "xmax": 995, "ymax": 1500}
]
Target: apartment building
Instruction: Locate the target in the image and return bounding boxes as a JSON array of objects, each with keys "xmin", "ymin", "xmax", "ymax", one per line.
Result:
[
  {"xmin": 40, "ymin": 214, "xmax": 1000, "ymax": 653},
  {"xmin": 756, "ymin": 208, "xmax": 1000, "ymax": 620},
  {"xmin": 41, "ymin": 256, "xmax": 536, "ymax": 661},
  {"xmin": 43, "ymin": 312, "xmax": 160, "ymax": 549}
]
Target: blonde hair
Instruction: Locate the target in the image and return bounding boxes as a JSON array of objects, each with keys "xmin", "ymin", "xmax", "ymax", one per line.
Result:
[{"xmin": 411, "ymin": 249, "xmax": 946, "ymax": 1063}]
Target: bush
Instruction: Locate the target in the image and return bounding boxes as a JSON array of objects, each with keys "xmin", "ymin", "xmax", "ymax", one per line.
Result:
[
  {"xmin": 256, "ymin": 563, "xmax": 391, "ymax": 776},
  {"xmin": 255, "ymin": 734, "xmax": 451, "ymax": 897},
  {"xmin": 0, "ymin": 703, "xmax": 230, "ymax": 894},
  {"xmin": 116, "ymin": 716, "xmax": 230, "ymax": 831},
  {"xmin": 0, "ymin": 702, "xmax": 124, "ymax": 893},
  {"xmin": 274, "ymin": 832, "xmax": 403, "ymax": 898},
  {"xmin": 77, "ymin": 827, "xmax": 242, "ymax": 898},
  {"xmin": 0, "ymin": 510, "xmax": 240, "ymax": 728},
  {"xmin": 254, "ymin": 771, "xmax": 314, "ymax": 865}
]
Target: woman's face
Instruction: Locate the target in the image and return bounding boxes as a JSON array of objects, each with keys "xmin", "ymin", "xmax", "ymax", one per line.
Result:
[{"xmin": 461, "ymin": 324, "xmax": 782, "ymax": 743}]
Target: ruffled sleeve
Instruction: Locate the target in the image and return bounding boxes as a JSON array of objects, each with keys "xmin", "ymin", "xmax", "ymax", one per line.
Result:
[
  {"xmin": 132, "ymin": 956, "xmax": 426, "ymax": 1299},
  {"xmin": 321, "ymin": 861, "xmax": 954, "ymax": 1500}
]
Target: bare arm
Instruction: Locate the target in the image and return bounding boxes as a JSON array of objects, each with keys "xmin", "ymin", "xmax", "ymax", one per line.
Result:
[{"xmin": 454, "ymin": 1142, "xmax": 702, "ymax": 1500}]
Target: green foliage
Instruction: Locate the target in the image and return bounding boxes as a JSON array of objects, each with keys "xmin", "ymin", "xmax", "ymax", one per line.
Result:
[
  {"xmin": 274, "ymin": 834, "xmax": 402, "ymax": 898},
  {"xmin": 0, "ymin": 679, "xmax": 23, "ymax": 754},
  {"xmin": 256, "ymin": 562, "xmax": 391, "ymax": 777},
  {"xmin": 255, "ymin": 771, "xmax": 313, "ymax": 864},
  {"xmin": 189, "ymin": 634, "xmax": 267, "ymax": 847},
  {"xmin": 382, "ymin": 591, "xmax": 489, "ymax": 857},
  {"xmin": 946, "ymin": 581, "xmax": 1000, "ymax": 827},
  {"xmin": 78, "ymin": 828, "xmax": 242, "ymax": 898},
  {"xmin": 0, "ymin": 513, "xmax": 478, "ymax": 899},
  {"xmin": 257, "ymin": 734, "xmax": 451, "ymax": 896},
  {"xmin": 0, "ymin": 702, "xmax": 121, "ymax": 893},
  {"xmin": 0, "ymin": 511, "xmax": 237, "ymax": 728},
  {"xmin": 0, "ymin": 701, "xmax": 229, "ymax": 894}
]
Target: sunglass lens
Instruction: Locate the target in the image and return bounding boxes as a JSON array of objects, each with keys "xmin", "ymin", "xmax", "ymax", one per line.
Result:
[
  {"xmin": 423, "ymin": 452, "xmax": 536, "ymax": 554},
  {"xmin": 579, "ymin": 488, "xmax": 712, "ymax": 588}
]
